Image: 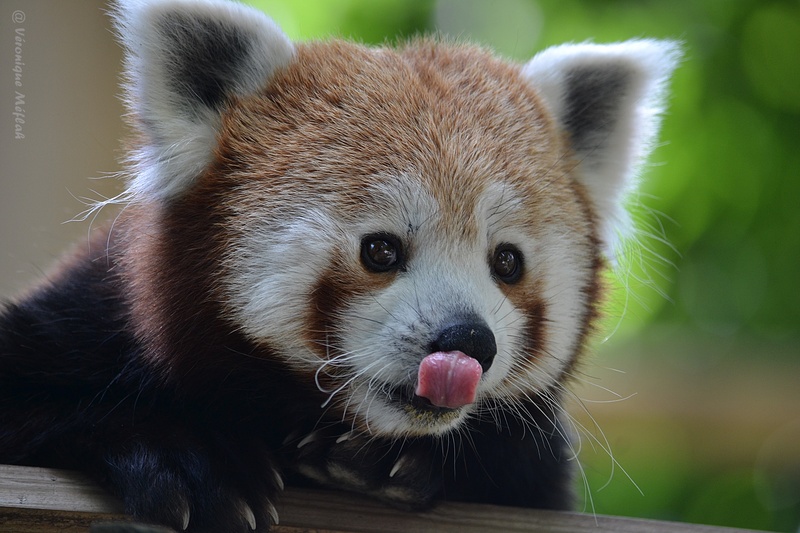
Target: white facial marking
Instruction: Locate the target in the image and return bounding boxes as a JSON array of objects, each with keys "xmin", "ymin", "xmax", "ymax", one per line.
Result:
[
  {"xmin": 224, "ymin": 205, "xmax": 339, "ymax": 367},
  {"xmin": 223, "ymin": 172, "xmax": 594, "ymax": 438}
]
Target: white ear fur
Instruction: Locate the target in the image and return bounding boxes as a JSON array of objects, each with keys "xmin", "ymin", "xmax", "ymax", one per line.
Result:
[
  {"xmin": 113, "ymin": 0, "xmax": 294, "ymax": 201},
  {"xmin": 522, "ymin": 40, "xmax": 680, "ymax": 258}
]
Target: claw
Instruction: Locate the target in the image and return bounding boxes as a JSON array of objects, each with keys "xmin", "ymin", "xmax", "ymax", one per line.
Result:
[
  {"xmin": 272, "ymin": 469, "xmax": 285, "ymax": 491},
  {"xmin": 282, "ymin": 430, "xmax": 300, "ymax": 447},
  {"xmin": 268, "ymin": 502, "xmax": 280, "ymax": 525},
  {"xmin": 389, "ymin": 454, "xmax": 409, "ymax": 478},
  {"xmin": 335, "ymin": 432, "xmax": 353, "ymax": 444},
  {"xmin": 181, "ymin": 507, "xmax": 191, "ymax": 531},
  {"xmin": 242, "ymin": 502, "xmax": 257, "ymax": 530},
  {"xmin": 297, "ymin": 431, "xmax": 318, "ymax": 449}
]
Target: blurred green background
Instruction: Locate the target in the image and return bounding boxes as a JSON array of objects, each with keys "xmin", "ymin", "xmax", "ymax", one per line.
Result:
[{"xmin": 244, "ymin": 0, "xmax": 800, "ymax": 531}]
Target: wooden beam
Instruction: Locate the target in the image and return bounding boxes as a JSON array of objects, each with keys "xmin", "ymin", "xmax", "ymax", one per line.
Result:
[{"xmin": 0, "ymin": 464, "xmax": 765, "ymax": 533}]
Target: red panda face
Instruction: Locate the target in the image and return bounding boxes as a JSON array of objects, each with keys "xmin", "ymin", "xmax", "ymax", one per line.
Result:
[
  {"xmin": 209, "ymin": 42, "xmax": 601, "ymax": 437},
  {"xmin": 113, "ymin": 1, "xmax": 677, "ymax": 440}
]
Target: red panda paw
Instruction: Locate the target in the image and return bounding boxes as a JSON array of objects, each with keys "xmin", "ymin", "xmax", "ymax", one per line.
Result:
[
  {"xmin": 291, "ymin": 428, "xmax": 441, "ymax": 510},
  {"xmin": 101, "ymin": 432, "xmax": 282, "ymax": 532}
]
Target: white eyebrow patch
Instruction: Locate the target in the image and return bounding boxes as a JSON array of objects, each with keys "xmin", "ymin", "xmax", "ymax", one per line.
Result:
[
  {"xmin": 481, "ymin": 181, "xmax": 527, "ymax": 236},
  {"xmin": 355, "ymin": 172, "xmax": 441, "ymax": 237}
]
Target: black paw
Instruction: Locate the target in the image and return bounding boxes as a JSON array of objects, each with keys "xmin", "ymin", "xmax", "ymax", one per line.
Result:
[
  {"xmin": 289, "ymin": 427, "xmax": 441, "ymax": 510},
  {"xmin": 99, "ymin": 432, "xmax": 282, "ymax": 532}
]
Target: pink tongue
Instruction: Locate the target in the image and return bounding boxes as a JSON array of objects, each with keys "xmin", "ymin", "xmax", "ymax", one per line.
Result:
[{"xmin": 415, "ymin": 351, "xmax": 483, "ymax": 409}]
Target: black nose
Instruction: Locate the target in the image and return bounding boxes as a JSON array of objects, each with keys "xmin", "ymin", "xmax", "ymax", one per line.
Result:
[{"xmin": 431, "ymin": 321, "xmax": 497, "ymax": 372}]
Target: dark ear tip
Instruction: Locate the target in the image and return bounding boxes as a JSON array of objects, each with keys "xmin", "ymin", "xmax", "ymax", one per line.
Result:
[
  {"xmin": 520, "ymin": 40, "xmax": 679, "ymax": 258},
  {"xmin": 156, "ymin": 10, "xmax": 256, "ymax": 111},
  {"xmin": 114, "ymin": 0, "xmax": 295, "ymax": 110},
  {"xmin": 110, "ymin": 0, "xmax": 294, "ymax": 202}
]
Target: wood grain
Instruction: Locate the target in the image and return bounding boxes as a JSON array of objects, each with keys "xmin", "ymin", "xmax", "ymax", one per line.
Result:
[{"xmin": 0, "ymin": 464, "xmax": 767, "ymax": 533}]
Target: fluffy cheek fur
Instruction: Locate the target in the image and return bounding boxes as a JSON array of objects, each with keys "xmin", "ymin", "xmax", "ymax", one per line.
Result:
[{"xmin": 221, "ymin": 205, "xmax": 341, "ymax": 366}]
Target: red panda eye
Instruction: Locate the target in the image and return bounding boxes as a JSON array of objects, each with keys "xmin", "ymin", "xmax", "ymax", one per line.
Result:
[
  {"xmin": 493, "ymin": 245, "xmax": 523, "ymax": 283},
  {"xmin": 361, "ymin": 234, "xmax": 403, "ymax": 273}
]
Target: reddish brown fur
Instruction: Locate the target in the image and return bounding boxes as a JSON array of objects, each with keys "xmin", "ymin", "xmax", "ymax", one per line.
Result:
[
  {"xmin": 122, "ymin": 37, "xmax": 601, "ymax": 405},
  {"xmin": 214, "ymin": 39, "xmax": 576, "ymax": 224}
]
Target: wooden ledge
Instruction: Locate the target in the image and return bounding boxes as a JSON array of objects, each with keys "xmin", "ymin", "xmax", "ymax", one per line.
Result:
[{"xmin": 0, "ymin": 464, "xmax": 766, "ymax": 533}]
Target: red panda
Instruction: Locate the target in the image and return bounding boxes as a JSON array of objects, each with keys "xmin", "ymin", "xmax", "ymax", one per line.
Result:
[{"xmin": 0, "ymin": 0, "xmax": 679, "ymax": 531}]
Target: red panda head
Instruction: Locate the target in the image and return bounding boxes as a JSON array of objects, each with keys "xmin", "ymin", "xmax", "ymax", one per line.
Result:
[{"xmin": 114, "ymin": 0, "xmax": 678, "ymax": 438}]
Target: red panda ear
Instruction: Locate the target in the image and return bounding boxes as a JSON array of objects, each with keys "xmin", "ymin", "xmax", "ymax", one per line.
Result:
[
  {"xmin": 522, "ymin": 40, "xmax": 680, "ymax": 259},
  {"xmin": 113, "ymin": 0, "xmax": 294, "ymax": 202}
]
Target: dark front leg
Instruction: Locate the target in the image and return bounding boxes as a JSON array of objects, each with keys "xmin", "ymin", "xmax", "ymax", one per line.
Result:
[
  {"xmin": 93, "ymin": 422, "xmax": 284, "ymax": 533},
  {"xmin": 286, "ymin": 403, "xmax": 574, "ymax": 512},
  {"xmin": 439, "ymin": 407, "xmax": 576, "ymax": 510}
]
